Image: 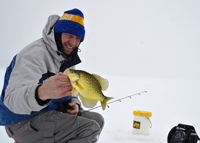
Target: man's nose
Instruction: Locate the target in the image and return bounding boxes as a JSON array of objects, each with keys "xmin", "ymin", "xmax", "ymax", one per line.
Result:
[{"xmin": 69, "ymin": 37, "xmax": 76, "ymax": 47}]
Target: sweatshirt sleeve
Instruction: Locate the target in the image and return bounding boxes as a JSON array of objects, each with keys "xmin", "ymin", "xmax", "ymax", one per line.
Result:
[{"xmin": 3, "ymin": 44, "xmax": 53, "ymax": 115}]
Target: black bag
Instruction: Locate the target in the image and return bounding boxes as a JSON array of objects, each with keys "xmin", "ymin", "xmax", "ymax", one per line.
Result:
[{"xmin": 167, "ymin": 124, "xmax": 200, "ymax": 143}]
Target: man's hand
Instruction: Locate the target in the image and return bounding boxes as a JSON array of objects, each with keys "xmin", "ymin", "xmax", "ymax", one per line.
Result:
[
  {"xmin": 67, "ymin": 102, "xmax": 79, "ymax": 115},
  {"xmin": 38, "ymin": 72, "xmax": 72, "ymax": 101}
]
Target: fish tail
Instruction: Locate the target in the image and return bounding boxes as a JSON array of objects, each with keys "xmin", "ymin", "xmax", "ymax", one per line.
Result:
[{"xmin": 101, "ymin": 97, "xmax": 113, "ymax": 110}]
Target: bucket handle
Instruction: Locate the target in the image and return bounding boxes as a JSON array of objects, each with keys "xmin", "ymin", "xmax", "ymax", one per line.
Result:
[{"xmin": 147, "ymin": 117, "xmax": 152, "ymax": 128}]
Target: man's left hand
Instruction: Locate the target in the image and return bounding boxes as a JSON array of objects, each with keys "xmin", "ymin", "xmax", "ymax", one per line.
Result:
[{"xmin": 67, "ymin": 102, "xmax": 79, "ymax": 115}]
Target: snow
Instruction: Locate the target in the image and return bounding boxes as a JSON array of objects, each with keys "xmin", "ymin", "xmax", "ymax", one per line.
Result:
[
  {"xmin": 96, "ymin": 76, "xmax": 200, "ymax": 143},
  {"xmin": 0, "ymin": 0, "xmax": 200, "ymax": 142},
  {"xmin": 0, "ymin": 72, "xmax": 200, "ymax": 142}
]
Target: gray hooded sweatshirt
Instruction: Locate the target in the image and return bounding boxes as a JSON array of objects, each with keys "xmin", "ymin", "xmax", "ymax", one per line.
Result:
[{"xmin": 3, "ymin": 15, "xmax": 81, "ymax": 116}]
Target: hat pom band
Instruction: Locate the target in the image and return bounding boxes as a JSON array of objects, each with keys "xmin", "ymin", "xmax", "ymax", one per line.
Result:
[{"xmin": 59, "ymin": 13, "xmax": 84, "ymax": 27}]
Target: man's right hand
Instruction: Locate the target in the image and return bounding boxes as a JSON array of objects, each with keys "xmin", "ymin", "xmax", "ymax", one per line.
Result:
[{"xmin": 38, "ymin": 72, "xmax": 72, "ymax": 101}]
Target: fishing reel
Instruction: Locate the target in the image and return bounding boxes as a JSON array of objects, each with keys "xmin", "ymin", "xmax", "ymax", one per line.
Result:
[{"xmin": 167, "ymin": 124, "xmax": 200, "ymax": 143}]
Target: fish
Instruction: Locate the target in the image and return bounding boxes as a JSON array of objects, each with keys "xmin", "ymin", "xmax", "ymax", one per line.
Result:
[{"xmin": 64, "ymin": 68, "xmax": 113, "ymax": 110}]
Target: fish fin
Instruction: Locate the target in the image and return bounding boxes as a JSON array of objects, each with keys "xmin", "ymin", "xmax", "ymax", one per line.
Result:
[
  {"xmin": 79, "ymin": 94, "xmax": 98, "ymax": 108},
  {"xmin": 76, "ymin": 83, "xmax": 83, "ymax": 90},
  {"xmin": 92, "ymin": 74, "xmax": 109, "ymax": 91},
  {"xmin": 72, "ymin": 88, "xmax": 78, "ymax": 96},
  {"xmin": 101, "ymin": 96, "xmax": 114, "ymax": 110}
]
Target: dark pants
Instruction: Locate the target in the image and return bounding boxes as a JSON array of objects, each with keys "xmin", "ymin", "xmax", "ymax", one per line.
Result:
[{"xmin": 5, "ymin": 109, "xmax": 104, "ymax": 143}]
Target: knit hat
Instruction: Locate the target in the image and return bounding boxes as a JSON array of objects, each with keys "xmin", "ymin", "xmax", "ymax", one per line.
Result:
[{"xmin": 54, "ymin": 8, "xmax": 85, "ymax": 42}]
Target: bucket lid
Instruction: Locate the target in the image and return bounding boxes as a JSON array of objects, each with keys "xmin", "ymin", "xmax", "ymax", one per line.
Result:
[{"xmin": 133, "ymin": 110, "xmax": 152, "ymax": 117}]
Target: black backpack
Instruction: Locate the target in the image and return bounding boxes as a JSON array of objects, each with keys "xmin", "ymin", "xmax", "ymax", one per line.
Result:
[{"xmin": 168, "ymin": 124, "xmax": 200, "ymax": 143}]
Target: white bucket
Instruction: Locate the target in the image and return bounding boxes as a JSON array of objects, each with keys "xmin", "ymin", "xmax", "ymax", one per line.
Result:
[{"xmin": 132, "ymin": 110, "xmax": 152, "ymax": 135}]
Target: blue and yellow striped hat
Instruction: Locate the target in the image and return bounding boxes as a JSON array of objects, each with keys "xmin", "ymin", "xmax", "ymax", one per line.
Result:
[{"xmin": 54, "ymin": 8, "xmax": 85, "ymax": 42}]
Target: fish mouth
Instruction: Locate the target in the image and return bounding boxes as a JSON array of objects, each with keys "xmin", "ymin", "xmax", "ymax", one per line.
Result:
[{"xmin": 63, "ymin": 68, "xmax": 70, "ymax": 75}]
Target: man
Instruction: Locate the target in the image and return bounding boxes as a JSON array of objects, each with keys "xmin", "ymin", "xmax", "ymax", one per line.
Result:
[{"xmin": 0, "ymin": 8, "xmax": 104, "ymax": 143}]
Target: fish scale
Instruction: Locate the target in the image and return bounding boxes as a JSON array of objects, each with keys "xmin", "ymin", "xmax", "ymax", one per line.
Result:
[{"xmin": 79, "ymin": 72, "xmax": 102, "ymax": 100}]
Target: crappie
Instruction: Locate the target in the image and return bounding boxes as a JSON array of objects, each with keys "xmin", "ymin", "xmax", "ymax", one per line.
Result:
[{"xmin": 64, "ymin": 68, "xmax": 113, "ymax": 110}]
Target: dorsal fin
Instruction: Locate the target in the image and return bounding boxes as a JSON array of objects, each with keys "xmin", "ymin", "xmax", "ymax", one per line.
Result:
[{"xmin": 92, "ymin": 74, "xmax": 109, "ymax": 91}]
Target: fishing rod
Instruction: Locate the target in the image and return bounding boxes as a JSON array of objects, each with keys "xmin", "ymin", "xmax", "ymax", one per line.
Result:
[{"xmin": 80, "ymin": 91, "xmax": 147, "ymax": 114}]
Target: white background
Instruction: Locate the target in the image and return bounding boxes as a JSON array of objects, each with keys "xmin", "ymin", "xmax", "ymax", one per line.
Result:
[{"xmin": 0, "ymin": 0, "xmax": 200, "ymax": 142}]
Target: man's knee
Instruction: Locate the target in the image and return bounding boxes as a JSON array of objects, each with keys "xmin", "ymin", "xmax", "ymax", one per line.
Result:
[
  {"xmin": 69, "ymin": 119, "xmax": 101, "ymax": 143},
  {"xmin": 81, "ymin": 119, "xmax": 101, "ymax": 136},
  {"xmin": 81, "ymin": 111, "xmax": 105, "ymax": 130},
  {"xmin": 93, "ymin": 112, "xmax": 104, "ymax": 130}
]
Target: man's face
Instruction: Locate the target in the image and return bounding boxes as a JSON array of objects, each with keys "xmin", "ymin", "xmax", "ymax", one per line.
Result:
[{"xmin": 61, "ymin": 33, "xmax": 81, "ymax": 55}]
